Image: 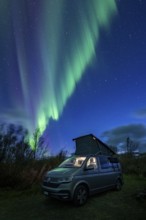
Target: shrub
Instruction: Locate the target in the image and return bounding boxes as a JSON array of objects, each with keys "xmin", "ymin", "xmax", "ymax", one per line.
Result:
[
  {"xmin": 119, "ymin": 154, "xmax": 146, "ymax": 177},
  {"xmin": 0, "ymin": 150, "xmax": 66, "ymax": 189}
]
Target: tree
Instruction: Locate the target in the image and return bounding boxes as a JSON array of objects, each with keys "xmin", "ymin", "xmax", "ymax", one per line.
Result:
[
  {"xmin": 31, "ymin": 131, "xmax": 51, "ymax": 159},
  {"xmin": 0, "ymin": 123, "xmax": 16, "ymax": 162},
  {"xmin": 0, "ymin": 123, "xmax": 34, "ymax": 162},
  {"xmin": 32, "ymin": 127, "xmax": 41, "ymax": 159},
  {"xmin": 126, "ymin": 137, "xmax": 139, "ymax": 155}
]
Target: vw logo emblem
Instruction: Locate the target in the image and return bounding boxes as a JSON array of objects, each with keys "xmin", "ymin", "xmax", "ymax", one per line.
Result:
[{"xmin": 47, "ymin": 177, "xmax": 51, "ymax": 182}]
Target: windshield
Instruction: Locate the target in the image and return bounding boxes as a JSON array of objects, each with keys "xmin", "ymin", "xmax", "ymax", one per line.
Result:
[{"xmin": 59, "ymin": 156, "xmax": 86, "ymax": 168}]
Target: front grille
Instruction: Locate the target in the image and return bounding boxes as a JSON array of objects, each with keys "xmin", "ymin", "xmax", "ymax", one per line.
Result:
[
  {"xmin": 44, "ymin": 176, "xmax": 59, "ymax": 182},
  {"xmin": 43, "ymin": 181, "xmax": 60, "ymax": 188},
  {"xmin": 50, "ymin": 177, "xmax": 59, "ymax": 182}
]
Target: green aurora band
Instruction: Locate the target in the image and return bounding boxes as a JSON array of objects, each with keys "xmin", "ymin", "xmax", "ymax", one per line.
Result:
[
  {"xmin": 36, "ymin": 0, "xmax": 117, "ymax": 142},
  {"xmin": 0, "ymin": 0, "xmax": 117, "ymax": 149}
]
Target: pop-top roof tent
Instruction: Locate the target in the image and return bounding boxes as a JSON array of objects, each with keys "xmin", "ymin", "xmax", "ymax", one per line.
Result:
[{"xmin": 73, "ymin": 134, "xmax": 115, "ymax": 156}]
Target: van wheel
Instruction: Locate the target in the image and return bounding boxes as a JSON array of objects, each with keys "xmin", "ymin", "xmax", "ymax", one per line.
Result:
[
  {"xmin": 115, "ymin": 179, "xmax": 122, "ymax": 191},
  {"xmin": 73, "ymin": 185, "xmax": 88, "ymax": 206}
]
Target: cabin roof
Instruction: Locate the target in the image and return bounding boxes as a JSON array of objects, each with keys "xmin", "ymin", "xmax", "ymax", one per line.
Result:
[{"xmin": 73, "ymin": 134, "xmax": 115, "ymax": 156}]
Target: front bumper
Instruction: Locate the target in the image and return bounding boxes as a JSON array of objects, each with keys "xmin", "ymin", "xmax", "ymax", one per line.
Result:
[{"xmin": 42, "ymin": 185, "xmax": 71, "ymax": 200}]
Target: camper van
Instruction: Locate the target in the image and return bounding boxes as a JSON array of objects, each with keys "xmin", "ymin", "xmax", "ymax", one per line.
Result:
[{"xmin": 42, "ymin": 134, "xmax": 123, "ymax": 206}]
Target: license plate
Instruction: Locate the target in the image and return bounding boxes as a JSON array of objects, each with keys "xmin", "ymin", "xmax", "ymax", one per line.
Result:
[{"xmin": 43, "ymin": 191, "xmax": 48, "ymax": 196}]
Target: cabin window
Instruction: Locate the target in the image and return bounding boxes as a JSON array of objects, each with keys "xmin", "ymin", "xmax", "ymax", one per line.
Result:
[
  {"xmin": 99, "ymin": 156, "xmax": 112, "ymax": 169},
  {"xmin": 86, "ymin": 157, "xmax": 97, "ymax": 169}
]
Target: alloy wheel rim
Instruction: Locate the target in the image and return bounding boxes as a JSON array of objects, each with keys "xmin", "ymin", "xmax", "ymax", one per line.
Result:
[{"xmin": 77, "ymin": 188, "xmax": 87, "ymax": 204}]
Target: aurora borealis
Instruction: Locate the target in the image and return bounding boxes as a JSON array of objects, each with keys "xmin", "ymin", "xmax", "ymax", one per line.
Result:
[
  {"xmin": 38, "ymin": 0, "xmax": 117, "ymax": 132},
  {"xmin": 0, "ymin": 0, "xmax": 117, "ymax": 147},
  {"xmin": 0, "ymin": 0, "xmax": 146, "ymax": 154}
]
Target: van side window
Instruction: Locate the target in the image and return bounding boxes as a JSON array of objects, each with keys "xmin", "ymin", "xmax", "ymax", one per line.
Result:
[
  {"xmin": 86, "ymin": 157, "xmax": 97, "ymax": 169},
  {"xmin": 99, "ymin": 156, "xmax": 112, "ymax": 169}
]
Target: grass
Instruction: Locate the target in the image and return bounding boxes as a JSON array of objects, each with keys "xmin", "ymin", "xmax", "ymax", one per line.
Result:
[{"xmin": 0, "ymin": 175, "xmax": 146, "ymax": 220}]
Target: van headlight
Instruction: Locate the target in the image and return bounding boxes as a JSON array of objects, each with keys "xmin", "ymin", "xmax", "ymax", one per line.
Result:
[{"xmin": 58, "ymin": 176, "xmax": 73, "ymax": 183}]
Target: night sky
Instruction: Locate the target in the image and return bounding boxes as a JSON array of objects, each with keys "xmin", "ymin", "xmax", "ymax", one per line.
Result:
[{"xmin": 0, "ymin": 0, "xmax": 146, "ymax": 155}]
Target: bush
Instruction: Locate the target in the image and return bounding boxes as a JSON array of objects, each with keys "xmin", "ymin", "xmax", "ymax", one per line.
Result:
[
  {"xmin": 119, "ymin": 154, "xmax": 146, "ymax": 177},
  {"xmin": 0, "ymin": 150, "xmax": 66, "ymax": 189}
]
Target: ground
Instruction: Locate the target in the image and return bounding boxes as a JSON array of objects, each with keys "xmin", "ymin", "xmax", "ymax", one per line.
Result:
[{"xmin": 0, "ymin": 175, "xmax": 146, "ymax": 220}]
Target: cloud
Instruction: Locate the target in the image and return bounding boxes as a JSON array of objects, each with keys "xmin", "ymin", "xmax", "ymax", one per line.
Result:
[
  {"xmin": 134, "ymin": 108, "xmax": 146, "ymax": 118},
  {"xmin": 0, "ymin": 108, "xmax": 31, "ymax": 130},
  {"xmin": 101, "ymin": 124, "xmax": 146, "ymax": 152}
]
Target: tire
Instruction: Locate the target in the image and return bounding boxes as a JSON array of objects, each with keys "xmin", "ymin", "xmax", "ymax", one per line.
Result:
[
  {"xmin": 73, "ymin": 185, "xmax": 88, "ymax": 206},
  {"xmin": 115, "ymin": 179, "xmax": 122, "ymax": 191}
]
